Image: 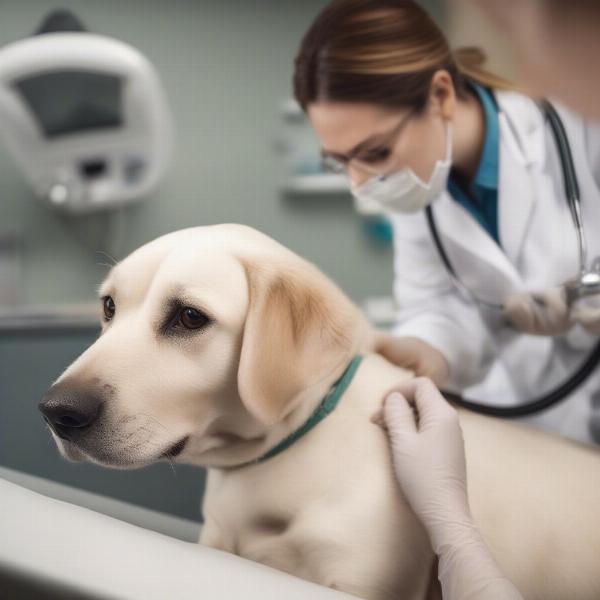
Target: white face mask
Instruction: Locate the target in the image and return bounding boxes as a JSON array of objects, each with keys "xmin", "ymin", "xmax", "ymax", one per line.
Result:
[{"xmin": 351, "ymin": 121, "xmax": 453, "ymax": 214}]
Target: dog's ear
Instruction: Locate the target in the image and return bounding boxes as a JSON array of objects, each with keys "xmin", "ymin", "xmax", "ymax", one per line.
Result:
[{"xmin": 237, "ymin": 257, "xmax": 361, "ymax": 425}]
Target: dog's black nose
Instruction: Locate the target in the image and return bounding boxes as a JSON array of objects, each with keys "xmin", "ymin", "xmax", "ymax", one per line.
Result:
[{"xmin": 39, "ymin": 383, "xmax": 104, "ymax": 440}]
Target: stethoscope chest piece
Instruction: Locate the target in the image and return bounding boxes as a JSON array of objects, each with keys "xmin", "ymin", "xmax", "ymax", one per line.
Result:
[{"xmin": 565, "ymin": 258, "xmax": 600, "ymax": 306}]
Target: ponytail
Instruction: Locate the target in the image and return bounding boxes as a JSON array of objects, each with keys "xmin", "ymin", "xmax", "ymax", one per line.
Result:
[{"xmin": 453, "ymin": 46, "xmax": 519, "ymax": 92}]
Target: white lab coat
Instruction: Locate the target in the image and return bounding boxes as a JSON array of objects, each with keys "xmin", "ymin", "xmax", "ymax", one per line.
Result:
[{"xmin": 390, "ymin": 91, "xmax": 600, "ymax": 445}]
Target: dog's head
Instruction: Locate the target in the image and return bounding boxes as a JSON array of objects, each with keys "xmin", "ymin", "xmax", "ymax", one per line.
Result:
[{"xmin": 40, "ymin": 225, "xmax": 371, "ymax": 469}]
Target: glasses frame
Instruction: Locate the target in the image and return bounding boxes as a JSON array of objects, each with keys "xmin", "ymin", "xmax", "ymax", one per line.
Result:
[{"xmin": 320, "ymin": 110, "xmax": 414, "ymax": 178}]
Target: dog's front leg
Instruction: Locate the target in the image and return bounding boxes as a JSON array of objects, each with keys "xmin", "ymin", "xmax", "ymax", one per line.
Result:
[
  {"xmin": 238, "ymin": 532, "xmax": 374, "ymax": 599},
  {"xmin": 199, "ymin": 515, "xmax": 237, "ymax": 553}
]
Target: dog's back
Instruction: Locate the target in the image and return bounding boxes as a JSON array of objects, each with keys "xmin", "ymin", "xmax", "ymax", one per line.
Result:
[
  {"xmin": 365, "ymin": 353, "xmax": 600, "ymax": 599},
  {"xmin": 460, "ymin": 407, "xmax": 600, "ymax": 598}
]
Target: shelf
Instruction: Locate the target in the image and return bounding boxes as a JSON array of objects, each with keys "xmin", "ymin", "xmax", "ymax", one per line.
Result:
[
  {"xmin": 280, "ymin": 174, "xmax": 387, "ymax": 216},
  {"xmin": 281, "ymin": 173, "xmax": 350, "ymax": 195},
  {"xmin": 0, "ymin": 303, "xmax": 101, "ymax": 332}
]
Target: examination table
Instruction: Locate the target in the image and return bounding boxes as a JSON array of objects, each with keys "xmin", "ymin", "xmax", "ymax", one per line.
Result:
[{"xmin": 0, "ymin": 467, "xmax": 358, "ymax": 600}]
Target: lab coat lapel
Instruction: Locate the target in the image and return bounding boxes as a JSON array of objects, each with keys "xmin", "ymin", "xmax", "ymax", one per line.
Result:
[
  {"xmin": 496, "ymin": 92, "xmax": 580, "ymax": 287},
  {"xmin": 432, "ymin": 191, "xmax": 522, "ymax": 301},
  {"xmin": 496, "ymin": 95, "xmax": 544, "ymax": 267}
]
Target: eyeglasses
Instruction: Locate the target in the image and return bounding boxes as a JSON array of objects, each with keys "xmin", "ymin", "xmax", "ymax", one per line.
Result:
[{"xmin": 321, "ymin": 111, "xmax": 414, "ymax": 177}]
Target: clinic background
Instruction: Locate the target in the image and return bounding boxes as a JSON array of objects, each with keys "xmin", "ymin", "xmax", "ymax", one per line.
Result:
[
  {"xmin": 0, "ymin": 0, "xmax": 514, "ymax": 522},
  {"xmin": 2, "ymin": 0, "xmax": 394, "ymax": 305},
  {"xmin": 0, "ymin": 0, "xmax": 513, "ymax": 307}
]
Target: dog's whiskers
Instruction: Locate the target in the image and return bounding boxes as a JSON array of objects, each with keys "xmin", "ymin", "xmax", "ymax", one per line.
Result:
[
  {"xmin": 164, "ymin": 455, "xmax": 177, "ymax": 476},
  {"xmin": 139, "ymin": 413, "xmax": 176, "ymax": 437},
  {"xmin": 114, "ymin": 425, "xmax": 179, "ymax": 477},
  {"xmin": 138, "ymin": 414, "xmax": 180, "ymax": 477}
]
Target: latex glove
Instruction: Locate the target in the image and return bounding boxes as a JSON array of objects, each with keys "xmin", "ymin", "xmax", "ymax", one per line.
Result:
[
  {"xmin": 374, "ymin": 333, "xmax": 449, "ymax": 386},
  {"xmin": 377, "ymin": 379, "xmax": 524, "ymax": 600},
  {"xmin": 503, "ymin": 287, "xmax": 572, "ymax": 335},
  {"xmin": 378, "ymin": 378, "xmax": 470, "ymax": 546},
  {"xmin": 571, "ymin": 294, "xmax": 600, "ymax": 335}
]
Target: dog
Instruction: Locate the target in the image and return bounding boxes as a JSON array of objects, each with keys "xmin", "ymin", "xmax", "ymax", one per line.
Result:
[{"xmin": 40, "ymin": 224, "xmax": 600, "ymax": 600}]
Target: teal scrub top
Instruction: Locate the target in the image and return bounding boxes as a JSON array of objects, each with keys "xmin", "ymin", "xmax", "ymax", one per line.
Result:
[{"xmin": 447, "ymin": 83, "xmax": 500, "ymax": 245}]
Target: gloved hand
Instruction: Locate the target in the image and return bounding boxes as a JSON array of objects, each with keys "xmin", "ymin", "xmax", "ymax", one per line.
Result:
[
  {"xmin": 377, "ymin": 378, "xmax": 471, "ymax": 548},
  {"xmin": 374, "ymin": 333, "xmax": 449, "ymax": 386},
  {"xmin": 571, "ymin": 295, "xmax": 600, "ymax": 335},
  {"xmin": 376, "ymin": 378, "xmax": 524, "ymax": 600},
  {"xmin": 504, "ymin": 286, "xmax": 600, "ymax": 336},
  {"xmin": 503, "ymin": 287, "xmax": 572, "ymax": 335}
]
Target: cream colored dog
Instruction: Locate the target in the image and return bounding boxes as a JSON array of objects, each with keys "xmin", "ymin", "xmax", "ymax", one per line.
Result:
[{"xmin": 40, "ymin": 225, "xmax": 600, "ymax": 600}]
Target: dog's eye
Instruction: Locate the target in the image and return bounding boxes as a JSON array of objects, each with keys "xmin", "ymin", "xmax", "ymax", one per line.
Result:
[
  {"xmin": 102, "ymin": 296, "xmax": 115, "ymax": 321},
  {"xmin": 178, "ymin": 307, "xmax": 209, "ymax": 330}
]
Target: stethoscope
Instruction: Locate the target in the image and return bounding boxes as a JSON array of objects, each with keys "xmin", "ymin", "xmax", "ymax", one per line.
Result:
[{"xmin": 425, "ymin": 99, "xmax": 600, "ymax": 417}]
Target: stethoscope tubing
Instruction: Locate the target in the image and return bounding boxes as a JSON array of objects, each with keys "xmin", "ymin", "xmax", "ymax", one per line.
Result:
[{"xmin": 425, "ymin": 98, "xmax": 600, "ymax": 417}]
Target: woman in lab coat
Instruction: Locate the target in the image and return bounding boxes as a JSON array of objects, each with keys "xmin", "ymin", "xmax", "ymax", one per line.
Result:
[
  {"xmin": 294, "ymin": 2, "xmax": 599, "ymax": 598},
  {"xmin": 293, "ymin": 0, "xmax": 600, "ymax": 447}
]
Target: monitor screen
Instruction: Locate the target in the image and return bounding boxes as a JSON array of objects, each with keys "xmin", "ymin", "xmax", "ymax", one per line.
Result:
[{"xmin": 14, "ymin": 70, "xmax": 123, "ymax": 138}]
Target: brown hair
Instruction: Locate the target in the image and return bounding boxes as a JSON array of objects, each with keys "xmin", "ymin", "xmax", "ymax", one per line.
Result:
[{"xmin": 293, "ymin": 0, "xmax": 515, "ymax": 113}]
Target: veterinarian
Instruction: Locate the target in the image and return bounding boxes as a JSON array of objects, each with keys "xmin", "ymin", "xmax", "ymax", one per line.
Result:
[
  {"xmin": 294, "ymin": 0, "xmax": 600, "ymax": 597},
  {"xmin": 294, "ymin": 0, "xmax": 600, "ymax": 447}
]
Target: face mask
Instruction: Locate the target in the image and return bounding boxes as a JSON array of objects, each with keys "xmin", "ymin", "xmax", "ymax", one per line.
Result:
[{"xmin": 352, "ymin": 121, "xmax": 453, "ymax": 214}]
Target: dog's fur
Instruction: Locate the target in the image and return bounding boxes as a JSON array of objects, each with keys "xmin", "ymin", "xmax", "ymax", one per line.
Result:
[{"xmin": 44, "ymin": 225, "xmax": 600, "ymax": 600}]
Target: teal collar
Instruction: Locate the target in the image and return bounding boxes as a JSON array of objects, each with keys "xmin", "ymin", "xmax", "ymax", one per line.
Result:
[
  {"xmin": 471, "ymin": 83, "xmax": 500, "ymax": 190},
  {"xmin": 247, "ymin": 355, "xmax": 363, "ymax": 466}
]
